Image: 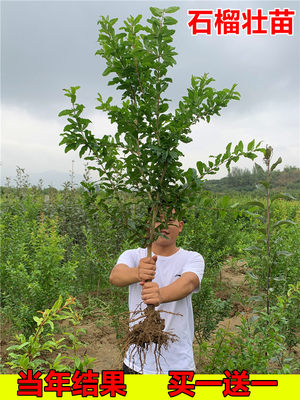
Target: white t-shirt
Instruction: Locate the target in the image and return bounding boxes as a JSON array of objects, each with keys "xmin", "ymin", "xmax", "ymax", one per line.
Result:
[{"xmin": 117, "ymin": 247, "xmax": 205, "ymax": 374}]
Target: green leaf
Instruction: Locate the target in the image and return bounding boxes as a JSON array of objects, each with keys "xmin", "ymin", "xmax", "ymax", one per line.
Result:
[
  {"xmin": 58, "ymin": 109, "xmax": 72, "ymax": 117},
  {"xmin": 234, "ymin": 140, "xmax": 243, "ymax": 154},
  {"xmin": 249, "ymin": 296, "xmax": 264, "ymax": 303},
  {"xmin": 52, "ymin": 295, "xmax": 63, "ymax": 312},
  {"xmin": 247, "ymin": 139, "xmax": 255, "ymax": 151},
  {"xmin": 244, "ymin": 152, "xmax": 257, "ymax": 160},
  {"xmin": 271, "ymin": 157, "xmax": 282, "ymax": 171},
  {"xmin": 79, "ymin": 145, "xmax": 88, "ymax": 158},
  {"xmin": 196, "ymin": 161, "xmax": 207, "ymax": 175},
  {"xmin": 64, "ymin": 144, "xmax": 75, "ymax": 153},
  {"xmin": 134, "ymin": 15, "xmax": 143, "ymax": 24},
  {"xmin": 70, "ymin": 85, "xmax": 80, "ymax": 93},
  {"xmin": 110, "ymin": 17, "xmax": 118, "ymax": 25},
  {"xmin": 276, "ymin": 250, "xmax": 293, "ymax": 257},
  {"xmin": 159, "ymin": 103, "xmax": 169, "ymax": 113},
  {"xmin": 165, "ymin": 6, "xmax": 180, "ymax": 13},
  {"xmin": 264, "ymin": 146, "xmax": 273, "ymax": 160},
  {"xmin": 246, "ymin": 201, "xmax": 265, "ymax": 209},
  {"xmin": 258, "ymin": 180, "xmax": 270, "ymax": 189},
  {"xmin": 244, "ymin": 210, "xmax": 264, "ymax": 221},
  {"xmin": 219, "ymin": 195, "xmax": 230, "ymax": 208},
  {"xmin": 271, "ymin": 192, "xmax": 296, "ymax": 203},
  {"xmin": 249, "ymin": 314, "xmax": 259, "ymax": 323},
  {"xmin": 59, "ymin": 137, "xmax": 68, "ymax": 146},
  {"xmin": 254, "ymin": 163, "xmax": 265, "ymax": 174},
  {"xmin": 46, "ymin": 320, "xmax": 55, "ymax": 331},
  {"xmin": 33, "ymin": 316, "xmax": 42, "ymax": 326},
  {"xmin": 246, "ymin": 271, "xmax": 258, "ymax": 280},
  {"xmin": 74, "ymin": 357, "xmax": 81, "ymax": 369},
  {"xmin": 164, "ymin": 16, "xmax": 177, "ymax": 25},
  {"xmin": 7, "ymin": 342, "xmax": 29, "ymax": 351},
  {"xmin": 150, "ymin": 7, "xmax": 163, "ymax": 17},
  {"xmin": 273, "ymin": 276, "xmax": 285, "ymax": 281},
  {"xmin": 19, "ymin": 354, "xmax": 29, "ymax": 369},
  {"xmin": 244, "ymin": 246, "xmax": 263, "ymax": 253},
  {"xmin": 102, "ymin": 67, "xmax": 111, "ymax": 76},
  {"xmin": 273, "ymin": 219, "xmax": 296, "ymax": 229},
  {"xmin": 225, "ymin": 142, "xmax": 232, "ymax": 155}
]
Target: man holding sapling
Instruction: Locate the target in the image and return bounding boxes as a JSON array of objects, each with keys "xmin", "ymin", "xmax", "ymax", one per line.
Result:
[
  {"xmin": 58, "ymin": 3, "xmax": 262, "ymax": 374},
  {"xmin": 109, "ymin": 210, "xmax": 205, "ymax": 374}
]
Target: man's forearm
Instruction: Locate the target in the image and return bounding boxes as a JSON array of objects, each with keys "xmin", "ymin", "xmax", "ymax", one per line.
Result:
[
  {"xmin": 109, "ymin": 264, "xmax": 139, "ymax": 287},
  {"xmin": 159, "ymin": 272, "xmax": 199, "ymax": 304}
]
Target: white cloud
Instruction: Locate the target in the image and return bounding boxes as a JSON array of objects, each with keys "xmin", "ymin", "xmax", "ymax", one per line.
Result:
[
  {"xmin": 180, "ymin": 99, "xmax": 300, "ymax": 177},
  {"xmin": 1, "ymin": 97, "xmax": 299, "ymax": 186},
  {"xmin": 1, "ymin": 105, "xmax": 115, "ymax": 181}
]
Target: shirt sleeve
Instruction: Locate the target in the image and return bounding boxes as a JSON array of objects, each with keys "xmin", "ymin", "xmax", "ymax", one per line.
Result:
[
  {"xmin": 182, "ymin": 252, "xmax": 205, "ymax": 294},
  {"xmin": 116, "ymin": 249, "xmax": 138, "ymax": 268}
]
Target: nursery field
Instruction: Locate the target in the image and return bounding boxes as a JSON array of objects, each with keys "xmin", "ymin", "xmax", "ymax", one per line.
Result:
[{"xmin": 0, "ymin": 179, "xmax": 299, "ymax": 374}]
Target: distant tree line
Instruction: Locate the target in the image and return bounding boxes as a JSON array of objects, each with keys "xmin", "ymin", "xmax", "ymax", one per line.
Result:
[
  {"xmin": 204, "ymin": 165, "xmax": 300, "ymax": 195},
  {"xmin": 1, "ymin": 165, "xmax": 300, "ymax": 197}
]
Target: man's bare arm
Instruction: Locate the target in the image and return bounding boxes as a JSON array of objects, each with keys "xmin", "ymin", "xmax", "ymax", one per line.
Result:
[
  {"xmin": 160, "ymin": 272, "xmax": 199, "ymax": 303},
  {"xmin": 109, "ymin": 255, "xmax": 157, "ymax": 287},
  {"xmin": 140, "ymin": 272, "xmax": 199, "ymax": 306},
  {"xmin": 109, "ymin": 264, "xmax": 139, "ymax": 287}
]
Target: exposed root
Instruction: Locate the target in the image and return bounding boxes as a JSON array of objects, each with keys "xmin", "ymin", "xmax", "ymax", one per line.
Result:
[{"xmin": 122, "ymin": 303, "xmax": 180, "ymax": 373}]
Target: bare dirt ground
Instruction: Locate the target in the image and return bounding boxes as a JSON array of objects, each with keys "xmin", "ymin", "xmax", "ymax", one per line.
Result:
[
  {"xmin": 215, "ymin": 257, "xmax": 251, "ymax": 330},
  {"xmin": 63, "ymin": 316, "xmax": 123, "ymax": 371}
]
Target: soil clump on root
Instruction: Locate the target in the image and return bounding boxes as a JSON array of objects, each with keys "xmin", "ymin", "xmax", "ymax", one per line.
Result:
[{"xmin": 123, "ymin": 305, "xmax": 178, "ymax": 373}]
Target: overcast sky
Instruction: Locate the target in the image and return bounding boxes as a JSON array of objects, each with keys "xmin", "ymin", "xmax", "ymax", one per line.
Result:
[{"xmin": 1, "ymin": 0, "xmax": 299, "ymax": 187}]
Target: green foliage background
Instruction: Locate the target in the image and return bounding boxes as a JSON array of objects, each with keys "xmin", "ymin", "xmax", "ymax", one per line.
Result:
[{"xmin": 1, "ymin": 167, "xmax": 299, "ymax": 373}]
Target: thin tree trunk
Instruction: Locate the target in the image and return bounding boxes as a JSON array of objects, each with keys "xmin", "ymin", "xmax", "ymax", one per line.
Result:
[
  {"xmin": 266, "ymin": 161, "xmax": 271, "ymax": 315},
  {"xmin": 146, "ymin": 242, "xmax": 155, "ymax": 311}
]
